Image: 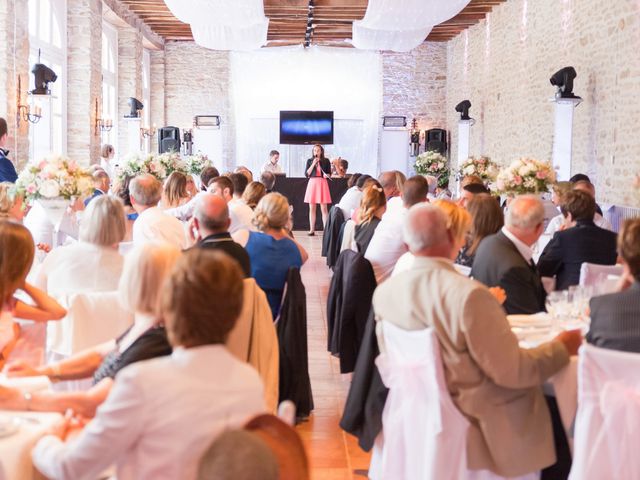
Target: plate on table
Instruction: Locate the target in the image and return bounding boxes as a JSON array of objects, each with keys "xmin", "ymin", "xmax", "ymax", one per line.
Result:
[
  {"xmin": 0, "ymin": 415, "xmax": 22, "ymax": 438},
  {"xmin": 507, "ymin": 313, "xmax": 551, "ymax": 329}
]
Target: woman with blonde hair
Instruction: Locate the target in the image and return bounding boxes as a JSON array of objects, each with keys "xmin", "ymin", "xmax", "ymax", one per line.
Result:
[
  {"xmin": 0, "ymin": 221, "xmax": 66, "ymax": 367},
  {"xmin": 0, "ymin": 182, "xmax": 26, "ymax": 222},
  {"xmin": 162, "ymin": 171, "xmax": 190, "ymax": 209},
  {"xmin": 3, "ymin": 243, "xmax": 179, "ymax": 416},
  {"xmin": 354, "ymin": 184, "xmax": 386, "ymax": 254},
  {"xmin": 242, "ymin": 181, "xmax": 267, "ymax": 210},
  {"xmin": 234, "ymin": 193, "xmax": 308, "ymax": 318}
]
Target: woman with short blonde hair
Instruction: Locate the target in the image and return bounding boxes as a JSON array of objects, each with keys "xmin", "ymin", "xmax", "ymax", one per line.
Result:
[
  {"xmin": 79, "ymin": 195, "xmax": 126, "ymax": 247},
  {"xmin": 242, "ymin": 181, "xmax": 267, "ymax": 210}
]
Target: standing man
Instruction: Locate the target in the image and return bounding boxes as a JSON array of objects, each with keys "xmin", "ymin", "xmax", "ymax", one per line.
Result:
[{"xmin": 0, "ymin": 118, "xmax": 18, "ymax": 183}]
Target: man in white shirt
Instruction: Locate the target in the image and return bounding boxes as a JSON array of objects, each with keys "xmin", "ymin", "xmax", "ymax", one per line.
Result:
[
  {"xmin": 365, "ymin": 176, "xmax": 429, "ymax": 283},
  {"xmin": 261, "ymin": 150, "xmax": 283, "ymax": 174},
  {"xmin": 130, "ymin": 174, "xmax": 187, "ymax": 248},
  {"xmin": 209, "ymin": 175, "xmax": 254, "ymax": 234},
  {"xmin": 336, "ymin": 174, "xmax": 368, "ymax": 221},
  {"xmin": 32, "ymin": 250, "xmax": 265, "ymax": 480}
]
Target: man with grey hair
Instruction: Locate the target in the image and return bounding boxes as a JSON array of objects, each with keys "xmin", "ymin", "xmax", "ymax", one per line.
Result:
[
  {"xmin": 130, "ymin": 173, "xmax": 187, "ymax": 248},
  {"xmin": 373, "ymin": 202, "xmax": 581, "ymax": 478},
  {"xmin": 471, "ymin": 194, "xmax": 547, "ymax": 315},
  {"xmin": 189, "ymin": 194, "xmax": 251, "ymax": 277},
  {"xmin": 84, "ymin": 169, "xmax": 110, "ymax": 207}
]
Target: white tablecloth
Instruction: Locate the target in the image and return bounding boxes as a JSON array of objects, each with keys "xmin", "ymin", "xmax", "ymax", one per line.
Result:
[{"xmin": 0, "ymin": 411, "xmax": 61, "ymax": 480}]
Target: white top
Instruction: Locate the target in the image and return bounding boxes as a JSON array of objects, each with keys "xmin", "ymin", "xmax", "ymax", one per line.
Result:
[
  {"xmin": 228, "ymin": 199, "xmax": 256, "ymax": 234},
  {"xmin": 32, "ymin": 345, "xmax": 265, "ymax": 480},
  {"xmin": 501, "ymin": 226, "xmax": 533, "ymax": 263},
  {"xmin": 336, "ymin": 187, "xmax": 362, "ymax": 221},
  {"xmin": 261, "ymin": 161, "xmax": 283, "ymax": 174},
  {"xmin": 164, "ymin": 192, "xmax": 205, "ymax": 222},
  {"xmin": 545, "ymin": 212, "xmax": 613, "ymax": 236},
  {"xmin": 36, "ymin": 242, "xmax": 124, "ymax": 298},
  {"xmin": 132, "ymin": 206, "xmax": 187, "ymax": 248},
  {"xmin": 365, "ymin": 207, "xmax": 408, "ymax": 283},
  {"xmin": 24, "ymin": 202, "xmax": 80, "ymax": 248}
]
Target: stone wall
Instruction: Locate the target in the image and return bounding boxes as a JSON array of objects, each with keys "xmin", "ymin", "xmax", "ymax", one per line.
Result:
[
  {"xmin": 117, "ymin": 26, "xmax": 143, "ymax": 155},
  {"xmin": 446, "ymin": 0, "xmax": 640, "ymax": 206}
]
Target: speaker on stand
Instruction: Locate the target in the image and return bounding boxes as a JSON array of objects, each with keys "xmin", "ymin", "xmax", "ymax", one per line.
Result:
[
  {"xmin": 425, "ymin": 128, "xmax": 447, "ymax": 155},
  {"xmin": 158, "ymin": 127, "xmax": 181, "ymax": 154}
]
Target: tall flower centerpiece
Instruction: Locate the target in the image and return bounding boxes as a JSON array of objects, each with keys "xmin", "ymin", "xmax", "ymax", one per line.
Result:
[
  {"xmin": 184, "ymin": 153, "xmax": 212, "ymax": 176},
  {"xmin": 14, "ymin": 155, "xmax": 93, "ymax": 228},
  {"xmin": 495, "ymin": 158, "xmax": 557, "ymax": 195},
  {"xmin": 115, "ymin": 153, "xmax": 168, "ymax": 182},
  {"xmin": 457, "ymin": 156, "xmax": 499, "ymax": 186},
  {"xmin": 414, "ymin": 150, "xmax": 449, "ymax": 188},
  {"xmin": 157, "ymin": 151, "xmax": 188, "ymax": 177}
]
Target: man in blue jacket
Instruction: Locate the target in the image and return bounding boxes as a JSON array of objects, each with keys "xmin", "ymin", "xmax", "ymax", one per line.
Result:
[{"xmin": 0, "ymin": 118, "xmax": 18, "ymax": 183}]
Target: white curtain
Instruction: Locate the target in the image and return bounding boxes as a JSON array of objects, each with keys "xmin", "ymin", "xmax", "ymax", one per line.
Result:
[
  {"xmin": 353, "ymin": 0, "xmax": 471, "ymax": 52},
  {"xmin": 230, "ymin": 46, "xmax": 382, "ymax": 176}
]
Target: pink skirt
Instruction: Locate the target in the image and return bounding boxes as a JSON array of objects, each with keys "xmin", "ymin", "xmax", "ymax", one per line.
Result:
[{"xmin": 304, "ymin": 177, "xmax": 332, "ymax": 204}]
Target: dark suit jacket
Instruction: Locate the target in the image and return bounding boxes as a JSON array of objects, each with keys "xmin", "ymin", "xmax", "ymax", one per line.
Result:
[
  {"xmin": 470, "ymin": 231, "xmax": 546, "ymax": 314},
  {"xmin": 0, "ymin": 150, "xmax": 17, "ymax": 183},
  {"xmin": 321, "ymin": 205, "xmax": 344, "ymax": 268},
  {"xmin": 83, "ymin": 189, "xmax": 104, "ymax": 207},
  {"xmin": 305, "ymin": 157, "xmax": 331, "ymax": 178},
  {"xmin": 537, "ymin": 220, "xmax": 617, "ymax": 291},
  {"xmin": 586, "ymin": 282, "xmax": 640, "ymax": 353},
  {"xmin": 196, "ymin": 233, "xmax": 251, "ymax": 278}
]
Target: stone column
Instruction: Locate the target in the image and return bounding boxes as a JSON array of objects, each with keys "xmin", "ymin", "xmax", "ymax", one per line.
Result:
[
  {"xmin": 67, "ymin": 0, "xmax": 102, "ymax": 165},
  {"xmin": 150, "ymin": 50, "xmax": 166, "ymax": 154},
  {"xmin": 117, "ymin": 26, "xmax": 143, "ymax": 155}
]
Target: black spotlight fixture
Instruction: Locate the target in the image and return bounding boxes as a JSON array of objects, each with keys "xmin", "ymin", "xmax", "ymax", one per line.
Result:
[
  {"xmin": 125, "ymin": 97, "xmax": 144, "ymax": 118},
  {"xmin": 550, "ymin": 66, "xmax": 580, "ymax": 99},
  {"xmin": 30, "ymin": 63, "xmax": 57, "ymax": 95},
  {"xmin": 455, "ymin": 100, "xmax": 472, "ymax": 121}
]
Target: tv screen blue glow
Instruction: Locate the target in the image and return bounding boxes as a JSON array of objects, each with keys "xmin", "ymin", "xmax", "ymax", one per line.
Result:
[{"xmin": 279, "ymin": 111, "xmax": 334, "ymax": 145}]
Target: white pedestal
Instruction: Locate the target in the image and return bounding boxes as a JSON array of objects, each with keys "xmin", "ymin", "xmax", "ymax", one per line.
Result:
[
  {"xmin": 192, "ymin": 128, "xmax": 223, "ymax": 166},
  {"xmin": 552, "ymin": 97, "xmax": 581, "ymax": 181},
  {"xmin": 29, "ymin": 95, "xmax": 54, "ymax": 161},
  {"xmin": 456, "ymin": 120, "xmax": 473, "ymax": 195},
  {"xmin": 125, "ymin": 118, "xmax": 142, "ymax": 156},
  {"xmin": 379, "ymin": 128, "xmax": 410, "ymax": 176}
]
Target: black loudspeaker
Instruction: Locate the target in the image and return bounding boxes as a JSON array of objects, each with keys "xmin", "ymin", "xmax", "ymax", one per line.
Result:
[
  {"xmin": 158, "ymin": 127, "xmax": 181, "ymax": 153},
  {"xmin": 425, "ymin": 128, "xmax": 447, "ymax": 155}
]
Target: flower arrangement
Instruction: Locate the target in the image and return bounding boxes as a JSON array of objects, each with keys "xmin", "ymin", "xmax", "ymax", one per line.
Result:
[
  {"xmin": 184, "ymin": 153, "xmax": 212, "ymax": 176},
  {"xmin": 457, "ymin": 156, "xmax": 499, "ymax": 184},
  {"xmin": 495, "ymin": 158, "xmax": 557, "ymax": 195},
  {"xmin": 414, "ymin": 150, "xmax": 449, "ymax": 188},
  {"xmin": 157, "ymin": 151, "xmax": 187, "ymax": 177},
  {"xmin": 14, "ymin": 155, "xmax": 93, "ymax": 202},
  {"xmin": 115, "ymin": 153, "xmax": 166, "ymax": 182}
]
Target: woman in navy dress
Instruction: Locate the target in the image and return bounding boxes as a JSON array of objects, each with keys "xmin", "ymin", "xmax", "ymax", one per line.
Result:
[{"xmin": 304, "ymin": 144, "xmax": 332, "ymax": 236}]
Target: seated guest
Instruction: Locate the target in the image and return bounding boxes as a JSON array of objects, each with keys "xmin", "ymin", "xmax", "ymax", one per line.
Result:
[
  {"xmin": 31, "ymin": 250, "xmax": 266, "ymax": 480},
  {"xmin": 234, "ymin": 193, "xmax": 308, "ymax": 319},
  {"xmin": 373, "ymin": 203, "xmax": 580, "ymax": 478},
  {"xmin": 189, "ymin": 194, "xmax": 251, "ymax": 278},
  {"xmin": 354, "ymin": 184, "xmax": 386, "ymax": 255},
  {"xmin": 260, "ymin": 171, "xmax": 276, "ymax": 193},
  {"xmin": 365, "ymin": 176, "xmax": 428, "ymax": 283},
  {"xmin": 0, "ymin": 118, "xmax": 17, "ymax": 183},
  {"xmin": 538, "ymin": 190, "xmax": 617, "ymax": 291},
  {"xmin": 471, "ymin": 195, "xmax": 547, "ymax": 315},
  {"xmin": 543, "ymin": 182, "xmax": 574, "ymax": 235},
  {"xmin": 456, "ymin": 193, "xmax": 504, "ymax": 268},
  {"xmin": 0, "ymin": 182, "xmax": 27, "ymax": 222},
  {"xmin": 36, "ymin": 196, "xmax": 126, "ymax": 297},
  {"xmin": 161, "ymin": 171, "xmax": 190, "ymax": 209},
  {"xmin": 424, "ymin": 175, "xmax": 438, "ymax": 200},
  {"xmin": 131, "ymin": 174, "xmax": 187, "ymax": 248},
  {"xmin": 163, "ymin": 167, "xmax": 221, "ymax": 222},
  {"xmin": 461, "ymin": 174, "xmax": 484, "ymax": 189},
  {"xmin": 1, "ymin": 243, "xmax": 178, "ymax": 417},
  {"xmin": 242, "ymin": 181, "xmax": 267, "ymax": 210},
  {"xmin": 573, "ymin": 179, "xmax": 612, "ymax": 230},
  {"xmin": 331, "ymin": 158, "xmax": 348, "ymax": 178},
  {"xmin": 83, "ymin": 169, "xmax": 110, "ymax": 207},
  {"xmin": 235, "ymin": 166, "xmax": 254, "ymax": 183},
  {"xmin": 210, "ymin": 175, "xmax": 254, "ymax": 233},
  {"xmin": 261, "ymin": 150, "xmax": 283, "ymax": 175},
  {"xmin": 200, "ymin": 166, "xmax": 220, "ymax": 191},
  {"xmin": 336, "ymin": 173, "xmax": 368, "ymax": 221},
  {"xmin": 458, "ymin": 182, "xmax": 490, "ymax": 208},
  {"xmin": 381, "ymin": 170, "xmax": 406, "ymax": 216},
  {"xmin": 587, "ymin": 218, "xmax": 640, "ymax": 352},
  {"xmin": 229, "ymin": 173, "xmax": 255, "ymax": 230},
  {"xmin": 111, "ymin": 174, "xmax": 136, "ymax": 241},
  {"xmin": 186, "ymin": 175, "xmax": 198, "ymax": 198}
]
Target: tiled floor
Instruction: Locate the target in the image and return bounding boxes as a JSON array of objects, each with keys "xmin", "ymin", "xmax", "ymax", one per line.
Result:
[{"xmin": 295, "ymin": 232, "xmax": 371, "ymax": 480}]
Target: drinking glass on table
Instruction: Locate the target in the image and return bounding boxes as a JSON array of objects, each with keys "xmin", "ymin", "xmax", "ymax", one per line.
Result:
[{"xmin": 546, "ymin": 290, "xmax": 569, "ymax": 333}]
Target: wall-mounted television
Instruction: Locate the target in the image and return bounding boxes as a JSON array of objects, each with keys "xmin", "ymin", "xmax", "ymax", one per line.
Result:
[{"xmin": 279, "ymin": 111, "xmax": 334, "ymax": 145}]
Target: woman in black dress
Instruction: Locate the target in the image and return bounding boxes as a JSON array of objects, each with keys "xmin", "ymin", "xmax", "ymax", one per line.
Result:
[{"xmin": 304, "ymin": 144, "xmax": 332, "ymax": 235}]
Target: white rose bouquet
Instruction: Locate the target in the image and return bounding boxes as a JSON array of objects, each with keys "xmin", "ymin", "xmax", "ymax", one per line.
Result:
[
  {"xmin": 115, "ymin": 153, "xmax": 182, "ymax": 182},
  {"xmin": 457, "ymin": 156, "xmax": 499, "ymax": 184},
  {"xmin": 14, "ymin": 154, "xmax": 93, "ymax": 202},
  {"xmin": 495, "ymin": 158, "xmax": 557, "ymax": 195},
  {"xmin": 414, "ymin": 150, "xmax": 449, "ymax": 188},
  {"xmin": 184, "ymin": 153, "xmax": 212, "ymax": 176},
  {"xmin": 157, "ymin": 151, "xmax": 187, "ymax": 177}
]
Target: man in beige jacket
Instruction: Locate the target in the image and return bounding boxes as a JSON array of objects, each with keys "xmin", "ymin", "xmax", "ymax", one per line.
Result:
[{"xmin": 373, "ymin": 203, "xmax": 581, "ymax": 478}]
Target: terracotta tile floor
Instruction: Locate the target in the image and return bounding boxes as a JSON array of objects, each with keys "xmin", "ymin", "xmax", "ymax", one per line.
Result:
[{"xmin": 295, "ymin": 232, "xmax": 371, "ymax": 480}]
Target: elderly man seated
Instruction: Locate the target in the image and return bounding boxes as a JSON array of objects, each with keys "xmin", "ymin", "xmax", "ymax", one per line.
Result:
[{"xmin": 373, "ymin": 203, "xmax": 581, "ymax": 478}]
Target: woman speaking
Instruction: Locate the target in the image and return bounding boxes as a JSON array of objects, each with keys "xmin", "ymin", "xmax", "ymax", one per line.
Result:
[{"xmin": 304, "ymin": 144, "xmax": 332, "ymax": 236}]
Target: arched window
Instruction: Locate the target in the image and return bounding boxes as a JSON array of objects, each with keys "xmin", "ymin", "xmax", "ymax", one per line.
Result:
[
  {"xmin": 28, "ymin": 0, "xmax": 66, "ymax": 160},
  {"xmin": 102, "ymin": 21, "xmax": 118, "ymax": 150}
]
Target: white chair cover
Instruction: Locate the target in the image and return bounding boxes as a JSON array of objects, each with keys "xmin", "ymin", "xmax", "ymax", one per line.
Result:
[
  {"xmin": 569, "ymin": 344, "xmax": 640, "ymax": 480},
  {"xmin": 339, "ymin": 219, "xmax": 357, "ymax": 253},
  {"xmin": 47, "ymin": 291, "xmax": 134, "ymax": 357},
  {"xmin": 578, "ymin": 263, "xmax": 623, "ymax": 294},
  {"xmin": 369, "ymin": 322, "xmax": 468, "ymax": 480}
]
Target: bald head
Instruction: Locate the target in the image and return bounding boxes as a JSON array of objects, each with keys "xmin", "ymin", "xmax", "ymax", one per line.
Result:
[
  {"xmin": 129, "ymin": 174, "xmax": 162, "ymax": 208},
  {"xmin": 403, "ymin": 203, "xmax": 451, "ymax": 257},
  {"xmin": 194, "ymin": 194, "xmax": 231, "ymax": 235}
]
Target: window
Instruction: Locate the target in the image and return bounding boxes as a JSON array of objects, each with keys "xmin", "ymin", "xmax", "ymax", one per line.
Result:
[
  {"xmin": 102, "ymin": 22, "xmax": 118, "ymax": 150},
  {"xmin": 141, "ymin": 48, "xmax": 151, "ymax": 153},
  {"xmin": 28, "ymin": 0, "xmax": 66, "ymax": 160}
]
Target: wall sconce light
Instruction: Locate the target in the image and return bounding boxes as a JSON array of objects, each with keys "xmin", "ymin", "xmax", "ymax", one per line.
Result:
[
  {"xmin": 16, "ymin": 75, "xmax": 42, "ymax": 125},
  {"xmin": 94, "ymin": 99, "xmax": 113, "ymax": 135},
  {"xmin": 140, "ymin": 124, "xmax": 157, "ymax": 139}
]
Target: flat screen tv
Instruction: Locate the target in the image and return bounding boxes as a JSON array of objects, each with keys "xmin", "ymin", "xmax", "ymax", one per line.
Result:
[{"xmin": 279, "ymin": 111, "xmax": 334, "ymax": 145}]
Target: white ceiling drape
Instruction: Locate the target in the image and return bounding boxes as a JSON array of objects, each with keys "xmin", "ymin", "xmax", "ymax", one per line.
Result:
[{"xmin": 352, "ymin": 0, "xmax": 472, "ymax": 52}]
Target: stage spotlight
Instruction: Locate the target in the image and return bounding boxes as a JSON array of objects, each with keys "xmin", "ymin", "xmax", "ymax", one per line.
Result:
[
  {"xmin": 455, "ymin": 100, "xmax": 472, "ymax": 121},
  {"xmin": 125, "ymin": 97, "xmax": 144, "ymax": 118},
  {"xmin": 550, "ymin": 66, "xmax": 580, "ymax": 99},
  {"xmin": 30, "ymin": 63, "xmax": 57, "ymax": 95}
]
